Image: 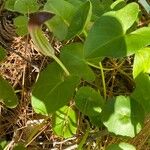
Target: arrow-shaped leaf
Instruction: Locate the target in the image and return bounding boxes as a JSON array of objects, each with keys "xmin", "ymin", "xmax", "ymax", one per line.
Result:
[{"xmin": 31, "ymin": 62, "xmax": 80, "ymax": 114}]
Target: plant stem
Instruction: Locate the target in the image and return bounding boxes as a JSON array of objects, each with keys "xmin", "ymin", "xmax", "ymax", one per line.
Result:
[
  {"xmin": 99, "ymin": 62, "xmax": 106, "ymax": 100},
  {"xmin": 77, "ymin": 122, "xmax": 90, "ymax": 150},
  {"xmin": 87, "ymin": 61, "xmax": 100, "ymax": 69},
  {"xmin": 53, "ymin": 55, "xmax": 70, "ymax": 76}
]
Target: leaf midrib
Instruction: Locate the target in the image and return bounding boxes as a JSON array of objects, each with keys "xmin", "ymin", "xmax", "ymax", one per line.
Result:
[{"xmin": 85, "ymin": 33, "xmax": 125, "ymax": 58}]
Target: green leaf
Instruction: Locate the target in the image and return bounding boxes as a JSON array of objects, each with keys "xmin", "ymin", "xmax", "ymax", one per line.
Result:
[
  {"xmin": 60, "ymin": 43, "xmax": 95, "ymax": 81},
  {"xmin": 106, "ymin": 142, "xmax": 136, "ymax": 150},
  {"xmin": 75, "ymin": 86, "xmax": 104, "ymax": 116},
  {"xmin": 13, "ymin": 144, "xmax": 26, "ymax": 150},
  {"xmin": 0, "ymin": 46, "xmax": 6, "ymax": 62},
  {"xmin": 66, "ymin": 1, "xmax": 92, "ymax": 39},
  {"xmin": 131, "ymin": 73, "xmax": 150, "ymax": 113},
  {"xmin": 4, "ymin": 0, "xmax": 16, "ymax": 11},
  {"xmin": 84, "ymin": 15, "xmax": 124, "ymax": 58},
  {"xmin": 14, "ymin": 0, "xmax": 39, "ymax": 14},
  {"xmin": 92, "ymin": 0, "xmax": 114, "ymax": 18},
  {"xmin": 111, "ymin": 0, "xmax": 126, "ymax": 11},
  {"xmin": 101, "ymin": 96, "xmax": 144, "ymax": 137},
  {"xmin": 125, "ymin": 27, "xmax": 150, "ymax": 55},
  {"xmin": 65, "ymin": 0, "xmax": 83, "ymax": 7},
  {"xmin": 0, "ymin": 76, "xmax": 18, "ymax": 108},
  {"xmin": 52, "ymin": 106, "xmax": 77, "ymax": 138},
  {"xmin": 14, "ymin": 16, "xmax": 28, "ymax": 36},
  {"xmin": 85, "ymin": 24, "xmax": 150, "ymax": 59},
  {"xmin": 44, "ymin": 0, "xmax": 76, "ymax": 24},
  {"xmin": 114, "ymin": 2, "xmax": 139, "ymax": 32},
  {"xmin": 89, "ymin": 115, "xmax": 103, "ymax": 127},
  {"xmin": 133, "ymin": 47, "xmax": 150, "ymax": 78},
  {"xmin": 0, "ymin": 139, "xmax": 7, "ymax": 150},
  {"xmin": 44, "ymin": 0, "xmax": 77, "ymax": 40},
  {"xmin": 32, "ymin": 62, "xmax": 80, "ymax": 115},
  {"xmin": 46, "ymin": 16, "xmax": 68, "ymax": 40},
  {"xmin": 84, "ymin": 3, "xmax": 141, "ymax": 59}
]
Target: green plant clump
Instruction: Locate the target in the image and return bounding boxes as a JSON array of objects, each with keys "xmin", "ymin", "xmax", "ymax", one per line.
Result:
[{"xmin": 1, "ymin": 0, "xmax": 150, "ymax": 149}]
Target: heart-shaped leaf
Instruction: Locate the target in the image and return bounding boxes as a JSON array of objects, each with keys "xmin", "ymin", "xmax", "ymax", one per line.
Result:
[
  {"xmin": 32, "ymin": 62, "xmax": 80, "ymax": 115},
  {"xmin": 0, "ymin": 76, "xmax": 18, "ymax": 108},
  {"xmin": 66, "ymin": 1, "xmax": 92, "ymax": 39},
  {"xmin": 101, "ymin": 96, "xmax": 144, "ymax": 137},
  {"xmin": 84, "ymin": 3, "xmax": 144, "ymax": 59},
  {"xmin": 60, "ymin": 43, "xmax": 95, "ymax": 81},
  {"xmin": 52, "ymin": 106, "xmax": 77, "ymax": 138},
  {"xmin": 75, "ymin": 86, "xmax": 104, "ymax": 116}
]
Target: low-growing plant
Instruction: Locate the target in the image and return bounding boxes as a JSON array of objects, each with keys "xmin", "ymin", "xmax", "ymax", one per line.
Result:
[{"xmin": 1, "ymin": 0, "xmax": 150, "ymax": 149}]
